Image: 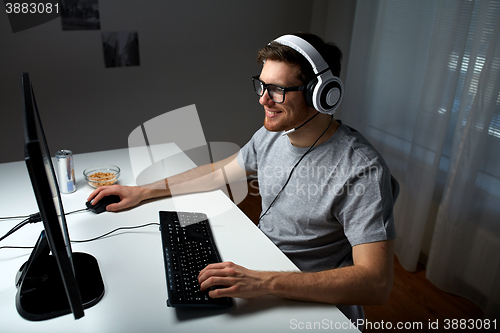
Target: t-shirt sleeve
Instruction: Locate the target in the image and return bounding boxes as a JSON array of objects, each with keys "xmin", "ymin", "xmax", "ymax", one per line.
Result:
[
  {"xmin": 237, "ymin": 126, "xmax": 266, "ymax": 172},
  {"xmin": 332, "ymin": 161, "xmax": 398, "ymax": 247}
]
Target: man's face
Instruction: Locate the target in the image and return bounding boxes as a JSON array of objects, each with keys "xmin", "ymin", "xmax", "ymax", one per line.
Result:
[{"xmin": 258, "ymin": 60, "xmax": 315, "ymax": 132}]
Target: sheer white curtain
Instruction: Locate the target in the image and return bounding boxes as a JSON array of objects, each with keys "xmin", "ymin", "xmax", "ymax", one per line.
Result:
[{"xmin": 340, "ymin": 0, "xmax": 500, "ymax": 320}]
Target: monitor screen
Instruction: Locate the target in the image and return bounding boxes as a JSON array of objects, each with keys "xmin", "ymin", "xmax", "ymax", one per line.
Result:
[{"xmin": 16, "ymin": 73, "xmax": 104, "ymax": 321}]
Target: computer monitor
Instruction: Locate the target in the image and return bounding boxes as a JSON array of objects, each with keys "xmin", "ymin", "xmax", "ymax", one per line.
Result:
[{"xmin": 16, "ymin": 73, "xmax": 105, "ymax": 321}]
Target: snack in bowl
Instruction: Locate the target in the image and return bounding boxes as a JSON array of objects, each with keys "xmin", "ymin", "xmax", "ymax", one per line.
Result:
[{"xmin": 83, "ymin": 165, "xmax": 120, "ymax": 188}]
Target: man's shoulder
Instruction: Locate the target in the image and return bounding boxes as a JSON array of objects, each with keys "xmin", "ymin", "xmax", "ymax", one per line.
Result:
[{"xmin": 333, "ymin": 122, "xmax": 388, "ymax": 167}]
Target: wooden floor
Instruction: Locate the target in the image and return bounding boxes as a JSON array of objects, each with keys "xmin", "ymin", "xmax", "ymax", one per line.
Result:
[{"xmin": 236, "ymin": 183, "xmax": 485, "ymax": 332}]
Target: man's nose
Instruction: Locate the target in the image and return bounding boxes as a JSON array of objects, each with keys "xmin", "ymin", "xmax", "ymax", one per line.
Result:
[{"xmin": 259, "ymin": 89, "xmax": 275, "ymax": 105}]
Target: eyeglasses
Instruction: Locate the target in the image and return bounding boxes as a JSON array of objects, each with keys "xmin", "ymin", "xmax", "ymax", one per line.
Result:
[{"xmin": 252, "ymin": 76, "xmax": 305, "ymax": 104}]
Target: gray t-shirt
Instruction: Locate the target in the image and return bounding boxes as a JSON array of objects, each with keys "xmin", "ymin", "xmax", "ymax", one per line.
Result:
[{"xmin": 237, "ymin": 122, "xmax": 398, "ymax": 273}]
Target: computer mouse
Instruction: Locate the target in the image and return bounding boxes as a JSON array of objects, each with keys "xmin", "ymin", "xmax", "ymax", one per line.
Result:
[{"xmin": 86, "ymin": 195, "xmax": 121, "ymax": 214}]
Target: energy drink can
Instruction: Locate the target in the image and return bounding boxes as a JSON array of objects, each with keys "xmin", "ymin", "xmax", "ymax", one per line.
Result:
[{"xmin": 55, "ymin": 150, "xmax": 76, "ymax": 193}]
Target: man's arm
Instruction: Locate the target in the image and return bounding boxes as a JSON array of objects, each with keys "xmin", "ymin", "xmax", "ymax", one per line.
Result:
[
  {"xmin": 87, "ymin": 152, "xmax": 253, "ymax": 212},
  {"xmin": 198, "ymin": 239, "xmax": 394, "ymax": 305}
]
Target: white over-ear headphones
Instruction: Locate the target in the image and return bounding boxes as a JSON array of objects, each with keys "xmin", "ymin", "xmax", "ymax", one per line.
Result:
[{"xmin": 273, "ymin": 34, "xmax": 343, "ymax": 115}]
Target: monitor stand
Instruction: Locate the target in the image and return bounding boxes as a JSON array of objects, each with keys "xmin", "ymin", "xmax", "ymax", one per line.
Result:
[{"xmin": 15, "ymin": 231, "xmax": 105, "ymax": 321}]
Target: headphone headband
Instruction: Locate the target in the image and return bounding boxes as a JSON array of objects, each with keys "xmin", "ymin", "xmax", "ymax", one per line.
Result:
[{"xmin": 273, "ymin": 35, "xmax": 329, "ymax": 74}]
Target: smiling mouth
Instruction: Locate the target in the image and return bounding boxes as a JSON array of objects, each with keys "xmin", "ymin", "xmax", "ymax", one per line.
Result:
[{"xmin": 266, "ymin": 109, "xmax": 282, "ymax": 117}]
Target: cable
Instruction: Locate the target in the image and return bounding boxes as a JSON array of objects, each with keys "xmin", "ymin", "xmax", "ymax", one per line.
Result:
[
  {"xmin": 1, "ymin": 208, "xmax": 87, "ymax": 221},
  {"xmin": 0, "ymin": 209, "xmax": 87, "ymax": 223},
  {"xmin": 66, "ymin": 208, "xmax": 90, "ymax": 215},
  {"xmin": 70, "ymin": 223, "xmax": 160, "ymax": 243},
  {"xmin": 258, "ymin": 115, "xmax": 334, "ymax": 224},
  {"xmin": 0, "ymin": 219, "xmax": 29, "ymax": 242},
  {"xmin": 282, "ymin": 112, "xmax": 319, "ymax": 136},
  {"xmin": 0, "ymin": 223, "xmax": 160, "ymax": 250},
  {"xmin": 0, "ymin": 245, "xmax": 35, "ymax": 250},
  {"xmin": 0, "ymin": 208, "xmax": 87, "ymax": 242},
  {"xmin": 0, "ymin": 213, "xmax": 41, "ymax": 242},
  {"xmin": 0, "ymin": 214, "xmax": 32, "ymax": 220}
]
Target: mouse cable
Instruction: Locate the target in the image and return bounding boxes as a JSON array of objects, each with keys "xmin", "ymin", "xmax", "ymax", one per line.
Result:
[
  {"xmin": 0, "ymin": 207, "xmax": 89, "ymax": 242},
  {"xmin": 0, "ymin": 215, "xmax": 31, "ymax": 220},
  {"xmin": 71, "ymin": 223, "xmax": 160, "ymax": 243},
  {"xmin": 0, "ymin": 208, "xmax": 87, "ymax": 222},
  {"xmin": 0, "ymin": 222, "xmax": 161, "ymax": 250},
  {"xmin": 66, "ymin": 208, "xmax": 90, "ymax": 215}
]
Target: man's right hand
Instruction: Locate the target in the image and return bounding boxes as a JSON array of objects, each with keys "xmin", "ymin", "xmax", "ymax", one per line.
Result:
[{"xmin": 86, "ymin": 185, "xmax": 147, "ymax": 212}]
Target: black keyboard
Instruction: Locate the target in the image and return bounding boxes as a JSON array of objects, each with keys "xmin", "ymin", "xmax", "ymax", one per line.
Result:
[{"xmin": 159, "ymin": 211, "xmax": 232, "ymax": 308}]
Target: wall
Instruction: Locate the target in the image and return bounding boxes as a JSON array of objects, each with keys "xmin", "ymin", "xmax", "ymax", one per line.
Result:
[
  {"xmin": 310, "ymin": 0, "xmax": 358, "ymax": 119},
  {"xmin": 0, "ymin": 0, "xmax": 357, "ymax": 164}
]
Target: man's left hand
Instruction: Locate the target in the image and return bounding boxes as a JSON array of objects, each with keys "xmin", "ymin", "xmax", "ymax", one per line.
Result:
[{"xmin": 198, "ymin": 261, "xmax": 272, "ymax": 299}]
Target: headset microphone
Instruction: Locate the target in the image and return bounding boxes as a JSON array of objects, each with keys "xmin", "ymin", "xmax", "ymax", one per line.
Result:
[{"xmin": 281, "ymin": 112, "xmax": 319, "ymax": 136}]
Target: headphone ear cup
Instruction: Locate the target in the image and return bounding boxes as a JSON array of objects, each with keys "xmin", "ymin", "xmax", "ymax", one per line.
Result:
[
  {"xmin": 320, "ymin": 79, "xmax": 341, "ymax": 109},
  {"xmin": 304, "ymin": 78, "xmax": 317, "ymax": 108},
  {"xmin": 315, "ymin": 76, "xmax": 343, "ymax": 114}
]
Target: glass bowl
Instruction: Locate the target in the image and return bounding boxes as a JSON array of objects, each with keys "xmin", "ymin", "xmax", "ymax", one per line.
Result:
[{"xmin": 83, "ymin": 164, "xmax": 120, "ymax": 188}]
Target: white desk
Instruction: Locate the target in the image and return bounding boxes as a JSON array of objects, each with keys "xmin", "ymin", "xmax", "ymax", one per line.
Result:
[{"xmin": 0, "ymin": 148, "xmax": 360, "ymax": 332}]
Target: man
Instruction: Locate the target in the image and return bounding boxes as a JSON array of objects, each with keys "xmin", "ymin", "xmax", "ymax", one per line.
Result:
[{"xmin": 88, "ymin": 32, "xmax": 398, "ymax": 323}]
